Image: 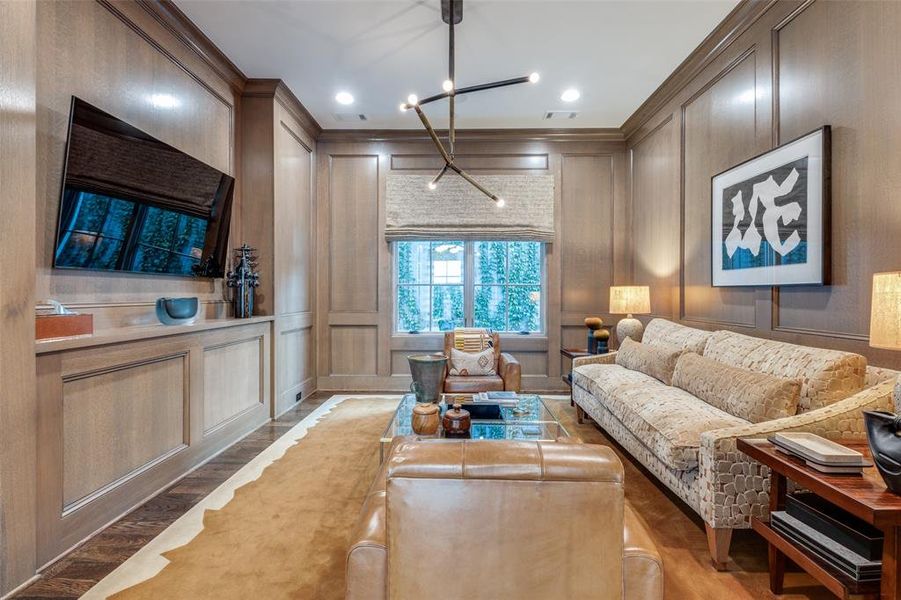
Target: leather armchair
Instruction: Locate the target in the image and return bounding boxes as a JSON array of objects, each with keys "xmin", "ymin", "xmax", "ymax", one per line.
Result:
[
  {"xmin": 346, "ymin": 439, "xmax": 663, "ymax": 600},
  {"xmin": 443, "ymin": 331, "xmax": 521, "ymax": 393}
]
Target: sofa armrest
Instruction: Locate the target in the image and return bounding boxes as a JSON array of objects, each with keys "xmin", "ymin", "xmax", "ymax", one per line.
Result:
[
  {"xmin": 697, "ymin": 379, "xmax": 896, "ymax": 528},
  {"xmin": 346, "ymin": 490, "xmax": 387, "ymax": 600},
  {"xmin": 499, "ymin": 352, "xmax": 521, "ymax": 392},
  {"xmin": 572, "ymin": 351, "xmax": 617, "ymax": 369}
]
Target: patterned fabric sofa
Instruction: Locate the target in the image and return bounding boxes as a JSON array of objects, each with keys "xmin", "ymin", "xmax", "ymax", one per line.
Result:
[{"xmin": 571, "ymin": 318, "xmax": 901, "ymax": 569}]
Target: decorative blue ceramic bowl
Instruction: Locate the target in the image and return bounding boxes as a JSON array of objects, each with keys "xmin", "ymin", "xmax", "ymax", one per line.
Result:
[{"xmin": 155, "ymin": 297, "xmax": 199, "ymax": 325}]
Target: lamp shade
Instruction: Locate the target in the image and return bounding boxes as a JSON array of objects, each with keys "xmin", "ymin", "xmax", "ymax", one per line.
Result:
[
  {"xmin": 870, "ymin": 271, "xmax": 901, "ymax": 350},
  {"xmin": 609, "ymin": 286, "xmax": 651, "ymax": 315}
]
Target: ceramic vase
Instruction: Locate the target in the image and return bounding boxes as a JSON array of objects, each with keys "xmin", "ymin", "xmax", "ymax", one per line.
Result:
[{"xmin": 864, "ymin": 410, "xmax": 901, "ymax": 494}]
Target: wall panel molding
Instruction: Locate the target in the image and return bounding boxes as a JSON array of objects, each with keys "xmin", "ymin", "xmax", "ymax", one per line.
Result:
[
  {"xmin": 36, "ymin": 322, "xmax": 271, "ymax": 570},
  {"xmin": 621, "ymin": 0, "xmax": 777, "ymax": 137},
  {"xmin": 622, "ymin": 0, "xmax": 901, "ymax": 370},
  {"xmin": 317, "ymin": 138, "xmax": 627, "ymax": 390},
  {"xmin": 319, "ymin": 128, "xmax": 624, "ymax": 144}
]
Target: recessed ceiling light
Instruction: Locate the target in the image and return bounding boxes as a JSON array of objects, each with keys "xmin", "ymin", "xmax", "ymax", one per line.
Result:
[
  {"xmin": 560, "ymin": 88, "xmax": 581, "ymax": 103},
  {"xmin": 335, "ymin": 91, "xmax": 354, "ymax": 105}
]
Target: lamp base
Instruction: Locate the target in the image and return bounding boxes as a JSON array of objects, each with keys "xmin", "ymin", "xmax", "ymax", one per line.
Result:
[{"xmin": 616, "ymin": 316, "xmax": 644, "ymax": 345}]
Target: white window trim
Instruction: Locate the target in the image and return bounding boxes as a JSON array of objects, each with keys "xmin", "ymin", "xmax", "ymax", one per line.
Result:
[{"xmin": 393, "ymin": 241, "xmax": 546, "ymax": 334}]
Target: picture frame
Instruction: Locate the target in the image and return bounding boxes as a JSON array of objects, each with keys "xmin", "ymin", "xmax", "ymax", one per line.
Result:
[{"xmin": 711, "ymin": 126, "xmax": 831, "ymax": 287}]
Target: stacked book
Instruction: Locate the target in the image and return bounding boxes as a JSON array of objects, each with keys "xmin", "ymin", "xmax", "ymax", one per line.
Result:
[
  {"xmin": 475, "ymin": 391, "xmax": 519, "ymax": 407},
  {"xmin": 769, "ymin": 432, "xmax": 873, "ymax": 474},
  {"xmin": 771, "ymin": 493, "xmax": 883, "ymax": 583}
]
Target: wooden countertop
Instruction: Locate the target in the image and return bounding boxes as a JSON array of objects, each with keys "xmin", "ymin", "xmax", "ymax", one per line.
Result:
[{"xmin": 35, "ymin": 315, "xmax": 275, "ymax": 354}]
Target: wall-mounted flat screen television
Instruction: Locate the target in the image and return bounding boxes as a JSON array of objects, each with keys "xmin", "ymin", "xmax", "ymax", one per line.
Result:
[{"xmin": 53, "ymin": 97, "xmax": 234, "ymax": 278}]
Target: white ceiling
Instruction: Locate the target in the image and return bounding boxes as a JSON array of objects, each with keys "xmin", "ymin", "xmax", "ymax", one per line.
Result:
[{"xmin": 176, "ymin": 0, "xmax": 739, "ymax": 129}]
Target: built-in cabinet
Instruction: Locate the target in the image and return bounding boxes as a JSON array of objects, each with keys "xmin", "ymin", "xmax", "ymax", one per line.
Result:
[
  {"xmin": 35, "ymin": 319, "xmax": 272, "ymax": 567},
  {"xmin": 241, "ymin": 81, "xmax": 318, "ymax": 415}
]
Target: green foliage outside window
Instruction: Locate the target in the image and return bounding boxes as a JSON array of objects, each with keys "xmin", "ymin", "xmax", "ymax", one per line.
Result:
[{"xmin": 396, "ymin": 240, "xmax": 542, "ymax": 333}]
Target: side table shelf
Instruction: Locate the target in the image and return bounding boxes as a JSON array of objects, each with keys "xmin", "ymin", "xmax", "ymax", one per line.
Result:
[
  {"xmin": 738, "ymin": 437, "xmax": 901, "ymax": 600},
  {"xmin": 751, "ymin": 517, "xmax": 880, "ymax": 599}
]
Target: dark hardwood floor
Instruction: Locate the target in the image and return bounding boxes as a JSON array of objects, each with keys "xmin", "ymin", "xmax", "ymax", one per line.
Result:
[{"xmin": 13, "ymin": 392, "xmax": 341, "ymax": 600}]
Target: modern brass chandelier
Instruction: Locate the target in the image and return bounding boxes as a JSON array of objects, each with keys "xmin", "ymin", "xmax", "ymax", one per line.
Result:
[{"xmin": 399, "ymin": 0, "xmax": 539, "ymax": 207}]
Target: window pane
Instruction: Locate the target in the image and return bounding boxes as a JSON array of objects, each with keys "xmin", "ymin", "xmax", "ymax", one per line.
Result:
[
  {"xmin": 431, "ymin": 285, "xmax": 463, "ymax": 331},
  {"xmin": 474, "ymin": 285, "xmax": 506, "ymax": 331},
  {"xmin": 138, "ymin": 207, "xmax": 179, "ymax": 250},
  {"xmin": 172, "ymin": 214, "xmax": 208, "ymax": 258},
  {"xmin": 474, "ymin": 241, "xmax": 506, "ymax": 284},
  {"xmin": 397, "ymin": 241, "xmax": 430, "ymax": 284},
  {"xmin": 56, "ymin": 232, "xmax": 98, "ymax": 268},
  {"xmin": 508, "ymin": 242, "xmax": 541, "ymax": 284},
  {"xmin": 92, "ymin": 236, "xmax": 125, "ymax": 270},
  {"xmin": 431, "ymin": 242, "xmax": 463, "ymax": 284},
  {"xmin": 101, "ymin": 199, "xmax": 136, "ymax": 239},
  {"xmin": 72, "ymin": 193, "xmax": 109, "ymax": 233},
  {"xmin": 508, "ymin": 285, "xmax": 541, "ymax": 332},
  {"xmin": 397, "ymin": 285, "xmax": 429, "ymax": 332},
  {"xmin": 132, "ymin": 245, "xmax": 170, "ymax": 273}
]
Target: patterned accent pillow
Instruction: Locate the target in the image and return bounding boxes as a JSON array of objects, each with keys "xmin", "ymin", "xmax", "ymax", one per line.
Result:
[
  {"xmin": 449, "ymin": 347, "xmax": 497, "ymax": 376},
  {"xmin": 614, "ymin": 337, "xmax": 684, "ymax": 385},
  {"xmin": 672, "ymin": 352, "xmax": 801, "ymax": 423}
]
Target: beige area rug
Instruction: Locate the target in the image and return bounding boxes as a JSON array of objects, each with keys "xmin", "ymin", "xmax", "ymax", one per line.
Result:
[
  {"xmin": 86, "ymin": 395, "xmax": 400, "ymax": 600},
  {"xmin": 84, "ymin": 393, "xmax": 816, "ymax": 600}
]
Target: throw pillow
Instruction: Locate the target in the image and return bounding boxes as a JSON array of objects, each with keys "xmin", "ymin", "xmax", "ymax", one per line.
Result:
[
  {"xmin": 672, "ymin": 352, "xmax": 801, "ymax": 423},
  {"xmin": 614, "ymin": 337, "xmax": 684, "ymax": 385},
  {"xmin": 449, "ymin": 347, "xmax": 497, "ymax": 376}
]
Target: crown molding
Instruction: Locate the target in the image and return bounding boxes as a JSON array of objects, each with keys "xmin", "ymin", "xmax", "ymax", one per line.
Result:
[
  {"xmin": 620, "ymin": 0, "xmax": 777, "ymax": 140},
  {"xmin": 135, "ymin": 0, "xmax": 247, "ymax": 92},
  {"xmin": 317, "ymin": 128, "xmax": 625, "ymax": 144},
  {"xmin": 243, "ymin": 79, "xmax": 323, "ymax": 139}
]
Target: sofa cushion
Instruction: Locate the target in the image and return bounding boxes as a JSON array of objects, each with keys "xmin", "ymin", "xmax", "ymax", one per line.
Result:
[
  {"xmin": 573, "ymin": 363, "xmax": 748, "ymax": 470},
  {"xmin": 702, "ymin": 330, "xmax": 866, "ymax": 412},
  {"xmin": 573, "ymin": 363, "xmax": 660, "ymax": 400},
  {"xmin": 642, "ymin": 318, "xmax": 713, "ymax": 354},
  {"xmin": 672, "ymin": 352, "xmax": 801, "ymax": 423},
  {"xmin": 615, "ymin": 338, "xmax": 683, "ymax": 385}
]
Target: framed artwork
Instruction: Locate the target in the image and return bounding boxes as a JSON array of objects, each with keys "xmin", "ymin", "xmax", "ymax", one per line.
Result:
[{"xmin": 711, "ymin": 126, "xmax": 830, "ymax": 287}]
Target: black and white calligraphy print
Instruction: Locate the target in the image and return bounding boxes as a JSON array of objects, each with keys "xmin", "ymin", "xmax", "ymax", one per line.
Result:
[{"xmin": 720, "ymin": 156, "xmax": 808, "ymax": 271}]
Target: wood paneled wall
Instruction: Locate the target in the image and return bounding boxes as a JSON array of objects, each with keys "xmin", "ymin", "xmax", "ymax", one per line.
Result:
[
  {"xmin": 35, "ymin": 321, "xmax": 271, "ymax": 568},
  {"xmin": 0, "ymin": 0, "xmax": 38, "ymax": 593},
  {"xmin": 316, "ymin": 133, "xmax": 628, "ymax": 392},
  {"xmin": 240, "ymin": 80, "xmax": 318, "ymax": 415},
  {"xmin": 624, "ymin": 0, "xmax": 901, "ymax": 370},
  {"xmin": 2, "ymin": 1, "xmax": 320, "ymax": 594},
  {"xmin": 34, "ymin": 0, "xmax": 243, "ymax": 330}
]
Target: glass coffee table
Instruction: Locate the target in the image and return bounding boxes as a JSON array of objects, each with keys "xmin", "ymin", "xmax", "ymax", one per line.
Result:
[{"xmin": 380, "ymin": 394, "xmax": 569, "ymax": 462}]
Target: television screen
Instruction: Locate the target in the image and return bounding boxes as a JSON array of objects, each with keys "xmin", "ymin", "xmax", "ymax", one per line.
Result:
[{"xmin": 53, "ymin": 97, "xmax": 234, "ymax": 278}]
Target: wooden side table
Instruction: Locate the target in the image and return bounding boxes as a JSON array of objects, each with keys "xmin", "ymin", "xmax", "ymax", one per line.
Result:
[{"xmin": 738, "ymin": 438, "xmax": 901, "ymax": 600}]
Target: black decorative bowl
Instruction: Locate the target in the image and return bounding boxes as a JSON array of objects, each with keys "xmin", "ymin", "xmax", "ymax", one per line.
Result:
[{"xmin": 155, "ymin": 297, "xmax": 199, "ymax": 325}]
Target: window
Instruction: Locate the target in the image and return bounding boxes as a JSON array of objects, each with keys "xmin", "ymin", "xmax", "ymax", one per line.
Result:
[
  {"xmin": 395, "ymin": 240, "xmax": 543, "ymax": 333},
  {"xmin": 55, "ymin": 190, "xmax": 209, "ymax": 276}
]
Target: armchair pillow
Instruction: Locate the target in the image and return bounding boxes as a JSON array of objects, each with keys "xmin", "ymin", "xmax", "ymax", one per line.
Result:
[
  {"xmin": 672, "ymin": 352, "xmax": 801, "ymax": 423},
  {"xmin": 449, "ymin": 347, "xmax": 497, "ymax": 376},
  {"xmin": 614, "ymin": 337, "xmax": 683, "ymax": 385}
]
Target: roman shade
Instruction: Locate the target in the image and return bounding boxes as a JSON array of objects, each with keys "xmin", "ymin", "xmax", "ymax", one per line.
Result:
[
  {"xmin": 385, "ymin": 174, "xmax": 555, "ymax": 242},
  {"xmin": 65, "ymin": 111, "xmax": 229, "ymax": 219}
]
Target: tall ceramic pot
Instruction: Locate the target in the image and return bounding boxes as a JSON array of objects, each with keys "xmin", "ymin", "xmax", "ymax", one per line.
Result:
[{"xmin": 407, "ymin": 354, "xmax": 447, "ymax": 403}]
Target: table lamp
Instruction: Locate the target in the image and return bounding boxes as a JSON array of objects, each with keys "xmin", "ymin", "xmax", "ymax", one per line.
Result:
[
  {"xmin": 864, "ymin": 271, "xmax": 901, "ymax": 493},
  {"xmin": 609, "ymin": 285, "xmax": 651, "ymax": 344}
]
